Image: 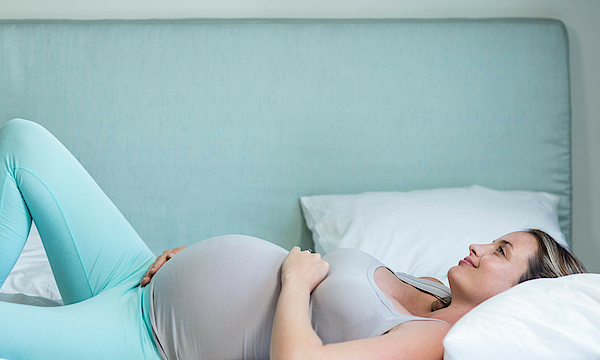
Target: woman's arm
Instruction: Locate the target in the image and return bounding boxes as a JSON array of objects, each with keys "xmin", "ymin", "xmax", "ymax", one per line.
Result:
[
  {"xmin": 270, "ymin": 248, "xmax": 451, "ymax": 360},
  {"xmin": 317, "ymin": 320, "xmax": 449, "ymax": 360},
  {"xmin": 270, "ymin": 247, "xmax": 328, "ymax": 359}
]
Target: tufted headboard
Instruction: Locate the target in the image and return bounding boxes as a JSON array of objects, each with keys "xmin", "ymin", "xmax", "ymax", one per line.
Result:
[{"xmin": 0, "ymin": 19, "xmax": 571, "ymax": 253}]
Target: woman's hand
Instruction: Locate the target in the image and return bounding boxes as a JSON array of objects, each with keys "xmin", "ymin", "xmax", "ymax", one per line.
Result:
[
  {"xmin": 140, "ymin": 246, "xmax": 187, "ymax": 286},
  {"xmin": 281, "ymin": 246, "xmax": 329, "ymax": 292}
]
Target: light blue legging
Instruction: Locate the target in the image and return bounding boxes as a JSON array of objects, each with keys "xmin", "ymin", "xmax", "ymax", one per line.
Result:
[{"xmin": 0, "ymin": 119, "xmax": 161, "ymax": 360}]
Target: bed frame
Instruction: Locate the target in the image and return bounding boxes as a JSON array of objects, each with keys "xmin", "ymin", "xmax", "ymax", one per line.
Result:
[{"xmin": 0, "ymin": 19, "xmax": 572, "ymax": 253}]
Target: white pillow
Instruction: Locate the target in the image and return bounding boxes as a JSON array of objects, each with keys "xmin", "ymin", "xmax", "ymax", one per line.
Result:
[
  {"xmin": 300, "ymin": 185, "xmax": 567, "ymax": 286},
  {"xmin": 0, "ymin": 222, "xmax": 61, "ymax": 301},
  {"xmin": 443, "ymin": 274, "xmax": 600, "ymax": 359}
]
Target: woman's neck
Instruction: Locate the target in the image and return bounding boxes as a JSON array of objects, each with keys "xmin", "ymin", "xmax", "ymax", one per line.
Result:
[{"xmin": 426, "ymin": 301, "xmax": 474, "ymax": 326}]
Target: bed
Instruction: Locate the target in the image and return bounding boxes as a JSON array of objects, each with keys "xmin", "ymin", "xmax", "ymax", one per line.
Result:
[{"xmin": 0, "ymin": 18, "xmax": 598, "ymax": 359}]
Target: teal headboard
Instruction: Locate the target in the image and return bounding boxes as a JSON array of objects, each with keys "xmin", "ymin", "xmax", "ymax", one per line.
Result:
[{"xmin": 0, "ymin": 19, "xmax": 572, "ymax": 253}]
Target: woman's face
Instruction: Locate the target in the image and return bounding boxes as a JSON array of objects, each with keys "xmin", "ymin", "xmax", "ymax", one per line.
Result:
[{"xmin": 447, "ymin": 231, "xmax": 539, "ymax": 306}]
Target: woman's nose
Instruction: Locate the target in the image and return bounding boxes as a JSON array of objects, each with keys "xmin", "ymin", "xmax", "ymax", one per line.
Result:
[
  {"xmin": 469, "ymin": 243, "xmax": 478, "ymax": 256},
  {"xmin": 470, "ymin": 243, "xmax": 495, "ymax": 257},
  {"xmin": 469, "ymin": 243, "xmax": 488, "ymax": 257}
]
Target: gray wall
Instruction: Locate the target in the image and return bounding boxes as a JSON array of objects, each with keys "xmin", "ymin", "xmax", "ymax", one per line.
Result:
[{"xmin": 2, "ymin": 0, "xmax": 599, "ymax": 272}]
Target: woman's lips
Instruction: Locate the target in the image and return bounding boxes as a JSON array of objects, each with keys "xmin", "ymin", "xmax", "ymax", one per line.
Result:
[{"xmin": 459, "ymin": 257, "xmax": 476, "ymax": 268}]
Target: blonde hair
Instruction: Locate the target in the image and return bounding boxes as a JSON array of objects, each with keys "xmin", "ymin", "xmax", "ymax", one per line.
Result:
[{"xmin": 518, "ymin": 229, "xmax": 588, "ymax": 283}]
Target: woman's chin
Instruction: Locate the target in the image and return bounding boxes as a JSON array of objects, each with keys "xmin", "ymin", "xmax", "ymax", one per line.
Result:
[
  {"xmin": 447, "ymin": 264, "xmax": 460, "ymax": 277},
  {"xmin": 446, "ymin": 264, "xmax": 469, "ymax": 288},
  {"xmin": 446, "ymin": 266, "xmax": 459, "ymax": 286}
]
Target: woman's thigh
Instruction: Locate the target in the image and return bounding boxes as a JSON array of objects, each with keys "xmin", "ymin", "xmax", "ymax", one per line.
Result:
[
  {"xmin": 0, "ymin": 119, "xmax": 155, "ymax": 304},
  {"xmin": 0, "ymin": 285, "xmax": 161, "ymax": 360}
]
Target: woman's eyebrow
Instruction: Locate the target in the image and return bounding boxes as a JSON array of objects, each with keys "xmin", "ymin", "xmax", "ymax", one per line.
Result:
[{"xmin": 499, "ymin": 240, "xmax": 514, "ymax": 249}]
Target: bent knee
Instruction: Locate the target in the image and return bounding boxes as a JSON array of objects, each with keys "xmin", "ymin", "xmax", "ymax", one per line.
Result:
[
  {"xmin": 1, "ymin": 118, "xmax": 46, "ymax": 137},
  {"xmin": 0, "ymin": 119, "xmax": 53, "ymax": 150}
]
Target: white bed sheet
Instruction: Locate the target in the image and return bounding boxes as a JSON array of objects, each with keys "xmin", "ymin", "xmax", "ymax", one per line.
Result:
[{"xmin": 0, "ymin": 222, "xmax": 62, "ymax": 304}]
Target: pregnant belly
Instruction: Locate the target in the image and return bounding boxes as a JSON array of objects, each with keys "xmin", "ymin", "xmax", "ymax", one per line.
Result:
[{"xmin": 149, "ymin": 235, "xmax": 289, "ymax": 360}]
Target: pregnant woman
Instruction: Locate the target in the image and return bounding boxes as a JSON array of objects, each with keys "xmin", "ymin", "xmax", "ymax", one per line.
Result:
[{"xmin": 0, "ymin": 119, "xmax": 586, "ymax": 360}]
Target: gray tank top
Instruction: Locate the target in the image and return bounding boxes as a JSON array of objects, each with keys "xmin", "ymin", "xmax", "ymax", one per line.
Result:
[
  {"xmin": 312, "ymin": 248, "xmax": 450, "ymax": 344},
  {"xmin": 149, "ymin": 235, "xmax": 451, "ymax": 360}
]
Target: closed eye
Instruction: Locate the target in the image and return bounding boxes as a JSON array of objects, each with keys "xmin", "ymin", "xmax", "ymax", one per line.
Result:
[{"xmin": 493, "ymin": 239, "xmax": 513, "ymax": 259}]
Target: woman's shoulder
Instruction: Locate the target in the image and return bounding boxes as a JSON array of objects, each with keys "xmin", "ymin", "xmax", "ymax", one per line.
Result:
[
  {"xmin": 388, "ymin": 317, "xmax": 451, "ymax": 334},
  {"xmin": 387, "ymin": 319, "xmax": 451, "ymax": 349},
  {"xmin": 319, "ymin": 317, "xmax": 450, "ymax": 360},
  {"xmin": 370, "ymin": 320, "xmax": 451, "ymax": 360},
  {"xmin": 418, "ymin": 276, "xmax": 444, "ymax": 285}
]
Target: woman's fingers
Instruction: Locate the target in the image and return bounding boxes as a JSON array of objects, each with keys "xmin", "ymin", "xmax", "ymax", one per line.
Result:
[
  {"xmin": 140, "ymin": 246, "xmax": 187, "ymax": 286},
  {"xmin": 140, "ymin": 255, "xmax": 168, "ymax": 286},
  {"xmin": 165, "ymin": 246, "xmax": 187, "ymax": 261},
  {"xmin": 281, "ymin": 246, "xmax": 329, "ymax": 291},
  {"xmin": 152, "ymin": 249, "xmax": 172, "ymax": 272}
]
